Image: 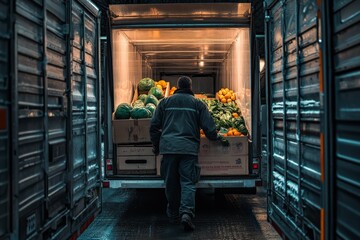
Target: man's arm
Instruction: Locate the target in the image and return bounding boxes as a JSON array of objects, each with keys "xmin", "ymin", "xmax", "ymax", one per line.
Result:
[
  {"xmin": 198, "ymin": 101, "xmax": 218, "ymax": 141},
  {"xmin": 150, "ymin": 101, "xmax": 164, "ymax": 153}
]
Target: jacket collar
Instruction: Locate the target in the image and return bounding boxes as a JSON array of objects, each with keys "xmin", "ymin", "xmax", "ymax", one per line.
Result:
[{"xmin": 174, "ymin": 88, "xmax": 194, "ymax": 96}]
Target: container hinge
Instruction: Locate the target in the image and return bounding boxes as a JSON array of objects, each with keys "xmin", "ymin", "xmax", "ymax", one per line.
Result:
[{"xmin": 265, "ymin": 15, "xmax": 271, "ymax": 22}]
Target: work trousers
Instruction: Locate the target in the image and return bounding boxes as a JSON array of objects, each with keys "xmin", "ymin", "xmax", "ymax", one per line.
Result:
[{"xmin": 161, "ymin": 154, "xmax": 201, "ymax": 219}]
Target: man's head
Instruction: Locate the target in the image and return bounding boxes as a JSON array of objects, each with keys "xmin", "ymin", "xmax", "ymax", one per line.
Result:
[{"xmin": 177, "ymin": 76, "xmax": 192, "ymax": 89}]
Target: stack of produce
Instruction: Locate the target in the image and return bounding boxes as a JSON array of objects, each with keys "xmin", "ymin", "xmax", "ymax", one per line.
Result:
[
  {"xmin": 216, "ymin": 88, "xmax": 236, "ymax": 103},
  {"xmin": 200, "ymin": 98, "xmax": 248, "ymax": 136},
  {"xmin": 154, "ymin": 80, "xmax": 168, "ymax": 95},
  {"xmin": 114, "ymin": 77, "xmax": 165, "ymax": 120},
  {"xmin": 114, "ymin": 94, "xmax": 158, "ymax": 120},
  {"xmin": 169, "ymin": 86, "xmax": 177, "ymax": 95}
]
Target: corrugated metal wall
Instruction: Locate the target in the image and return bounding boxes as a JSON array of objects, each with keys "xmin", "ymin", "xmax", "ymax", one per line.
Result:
[
  {"xmin": 331, "ymin": 0, "xmax": 360, "ymax": 239},
  {"xmin": 0, "ymin": 0, "xmax": 10, "ymax": 239},
  {"xmin": 70, "ymin": 0, "xmax": 101, "ymax": 224},
  {"xmin": 15, "ymin": 1, "xmax": 48, "ymax": 238},
  {"xmin": 7, "ymin": 0, "xmax": 101, "ymax": 239},
  {"xmin": 266, "ymin": 0, "xmax": 321, "ymax": 239}
]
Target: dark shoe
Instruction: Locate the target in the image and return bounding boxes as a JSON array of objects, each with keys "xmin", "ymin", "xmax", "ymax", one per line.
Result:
[{"xmin": 181, "ymin": 214, "xmax": 195, "ymax": 231}]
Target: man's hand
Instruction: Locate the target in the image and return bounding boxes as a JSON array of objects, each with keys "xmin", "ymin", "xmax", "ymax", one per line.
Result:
[
  {"xmin": 152, "ymin": 145, "xmax": 160, "ymax": 156},
  {"xmin": 217, "ymin": 134, "xmax": 230, "ymax": 147}
]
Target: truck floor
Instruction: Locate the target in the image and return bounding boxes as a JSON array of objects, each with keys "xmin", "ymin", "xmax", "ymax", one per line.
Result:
[{"xmin": 79, "ymin": 187, "xmax": 280, "ymax": 240}]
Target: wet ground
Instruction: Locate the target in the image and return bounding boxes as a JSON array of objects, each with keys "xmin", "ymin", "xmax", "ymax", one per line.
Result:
[{"xmin": 79, "ymin": 187, "xmax": 280, "ymax": 240}]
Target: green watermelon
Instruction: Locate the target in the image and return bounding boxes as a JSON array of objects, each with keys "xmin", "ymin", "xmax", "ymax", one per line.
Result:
[
  {"xmin": 115, "ymin": 103, "xmax": 133, "ymax": 119},
  {"xmin": 138, "ymin": 94, "xmax": 148, "ymax": 103},
  {"xmin": 145, "ymin": 94, "xmax": 159, "ymax": 106},
  {"xmin": 138, "ymin": 78, "xmax": 155, "ymax": 91},
  {"xmin": 132, "ymin": 100, "xmax": 145, "ymax": 108},
  {"xmin": 145, "ymin": 103, "xmax": 156, "ymax": 115},
  {"xmin": 148, "ymin": 87, "xmax": 164, "ymax": 100},
  {"xmin": 130, "ymin": 107, "xmax": 152, "ymax": 119}
]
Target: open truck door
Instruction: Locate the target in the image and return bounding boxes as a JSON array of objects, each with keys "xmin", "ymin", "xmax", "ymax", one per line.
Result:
[
  {"xmin": 265, "ymin": 0, "xmax": 360, "ymax": 239},
  {"xmin": 2, "ymin": 0, "xmax": 102, "ymax": 239},
  {"xmin": 265, "ymin": 0, "xmax": 323, "ymax": 238}
]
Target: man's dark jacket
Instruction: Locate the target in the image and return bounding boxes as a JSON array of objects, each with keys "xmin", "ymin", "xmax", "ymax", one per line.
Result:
[{"xmin": 150, "ymin": 89, "xmax": 218, "ymax": 156}]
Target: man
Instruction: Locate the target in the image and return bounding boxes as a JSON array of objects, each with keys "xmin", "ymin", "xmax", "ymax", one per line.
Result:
[{"xmin": 150, "ymin": 76, "xmax": 229, "ymax": 231}]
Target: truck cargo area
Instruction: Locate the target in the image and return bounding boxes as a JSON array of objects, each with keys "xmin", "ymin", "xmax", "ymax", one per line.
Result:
[{"xmin": 104, "ymin": 3, "xmax": 260, "ymax": 188}]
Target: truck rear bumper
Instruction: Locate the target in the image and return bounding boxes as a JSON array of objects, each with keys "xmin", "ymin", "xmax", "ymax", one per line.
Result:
[{"xmin": 104, "ymin": 179, "xmax": 257, "ymax": 189}]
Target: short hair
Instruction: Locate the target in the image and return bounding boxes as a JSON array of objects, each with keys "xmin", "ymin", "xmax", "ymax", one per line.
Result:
[{"xmin": 177, "ymin": 76, "xmax": 192, "ymax": 89}]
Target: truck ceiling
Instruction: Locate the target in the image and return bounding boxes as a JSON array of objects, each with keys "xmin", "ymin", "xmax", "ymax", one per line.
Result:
[{"xmin": 109, "ymin": 3, "xmax": 251, "ymax": 75}]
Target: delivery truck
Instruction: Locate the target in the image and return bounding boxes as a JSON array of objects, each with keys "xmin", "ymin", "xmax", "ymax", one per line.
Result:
[
  {"xmin": 265, "ymin": 0, "xmax": 360, "ymax": 239},
  {"xmin": 1, "ymin": 0, "xmax": 102, "ymax": 239},
  {"xmin": 3, "ymin": 0, "xmax": 359, "ymax": 239},
  {"xmin": 102, "ymin": 2, "xmax": 263, "ymax": 191}
]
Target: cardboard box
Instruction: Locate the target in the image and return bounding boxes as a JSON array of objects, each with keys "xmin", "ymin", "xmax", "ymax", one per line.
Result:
[
  {"xmin": 112, "ymin": 118, "xmax": 151, "ymax": 144},
  {"xmin": 117, "ymin": 155, "xmax": 156, "ymax": 174},
  {"xmin": 199, "ymin": 136, "xmax": 248, "ymax": 156},
  {"xmin": 198, "ymin": 155, "xmax": 249, "ymax": 176},
  {"xmin": 117, "ymin": 145, "xmax": 153, "ymax": 156}
]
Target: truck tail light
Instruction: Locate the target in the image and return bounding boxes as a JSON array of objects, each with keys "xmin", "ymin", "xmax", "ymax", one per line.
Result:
[
  {"xmin": 102, "ymin": 181, "xmax": 110, "ymax": 188},
  {"xmin": 253, "ymin": 163, "xmax": 259, "ymax": 169},
  {"xmin": 106, "ymin": 159, "xmax": 113, "ymax": 172},
  {"xmin": 0, "ymin": 108, "xmax": 7, "ymax": 130}
]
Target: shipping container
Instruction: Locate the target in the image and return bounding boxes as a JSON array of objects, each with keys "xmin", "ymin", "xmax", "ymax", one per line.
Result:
[
  {"xmin": 103, "ymin": 2, "xmax": 262, "ymax": 191},
  {"xmin": 321, "ymin": 0, "xmax": 360, "ymax": 239},
  {"xmin": 265, "ymin": 0, "xmax": 360, "ymax": 239},
  {"xmin": 2, "ymin": 0, "xmax": 102, "ymax": 239}
]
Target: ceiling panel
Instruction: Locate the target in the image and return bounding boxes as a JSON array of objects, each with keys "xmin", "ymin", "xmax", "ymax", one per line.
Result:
[{"xmin": 120, "ymin": 28, "xmax": 242, "ymax": 73}]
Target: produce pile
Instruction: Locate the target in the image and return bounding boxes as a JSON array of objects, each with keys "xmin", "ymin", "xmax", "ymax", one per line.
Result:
[
  {"xmin": 216, "ymin": 88, "xmax": 236, "ymax": 103},
  {"xmin": 154, "ymin": 80, "xmax": 168, "ymax": 95},
  {"xmin": 169, "ymin": 86, "xmax": 177, "ymax": 95},
  {"xmin": 200, "ymin": 98, "xmax": 248, "ymax": 136},
  {"xmin": 114, "ymin": 81, "xmax": 249, "ymax": 138},
  {"xmin": 115, "ymin": 77, "xmax": 167, "ymax": 119}
]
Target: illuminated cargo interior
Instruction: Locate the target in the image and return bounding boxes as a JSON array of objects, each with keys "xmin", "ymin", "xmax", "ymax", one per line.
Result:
[{"xmin": 110, "ymin": 3, "xmax": 252, "ymax": 133}]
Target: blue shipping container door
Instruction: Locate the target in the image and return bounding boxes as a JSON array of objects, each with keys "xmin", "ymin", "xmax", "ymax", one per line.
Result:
[
  {"xmin": 332, "ymin": 0, "xmax": 360, "ymax": 239},
  {"xmin": 70, "ymin": 0, "xmax": 101, "ymax": 230},
  {"xmin": 265, "ymin": 0, "xmax": 321, "ymax": 239}
]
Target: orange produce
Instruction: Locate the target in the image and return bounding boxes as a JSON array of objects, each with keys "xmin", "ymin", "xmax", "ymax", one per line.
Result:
[
  {"xmin": 217, "ymin": 87, "xmax": 237, "ymax": 103},
  {"xmin": 158, "ymin": 80, "xmax": 167, "ymax": 89},
  {"xmin": 233, "ymin": 131, "xmax": 241, "ymax": 136}
]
